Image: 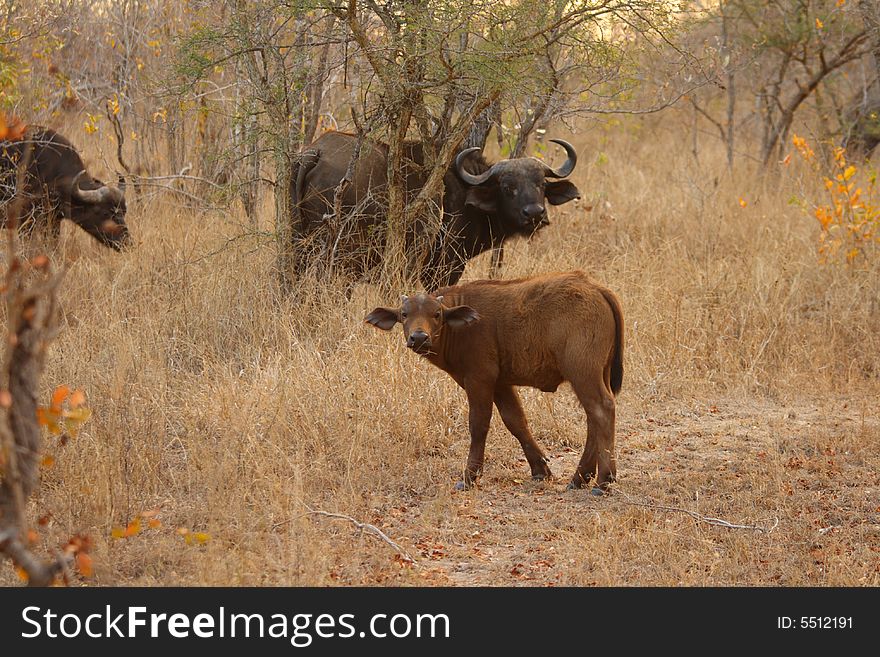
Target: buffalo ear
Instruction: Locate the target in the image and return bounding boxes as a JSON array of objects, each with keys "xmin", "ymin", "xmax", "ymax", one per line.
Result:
[
  {"xmin": 545, "ymin": 180, "xmax": 581, "ymax": 205},
  {"xmin": 444, "ymin": 305, "xmax": 481, "ymax": 329},
  {"xmin": 464, "ymin": 185, "xmax": 498, "ymax": 213},
  {"xmin": 365, "ymin": 307, "xmax": 400, "ymax": 331}
]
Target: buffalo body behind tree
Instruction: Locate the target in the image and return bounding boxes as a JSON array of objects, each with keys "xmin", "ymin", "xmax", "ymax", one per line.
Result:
[
  {"xmin": 291, "ymin": 131, "xmax": 581, "ymax": 289},
  {"xmin": 0, "ymin": 127, "xmax": 130, "ymax": 249}
]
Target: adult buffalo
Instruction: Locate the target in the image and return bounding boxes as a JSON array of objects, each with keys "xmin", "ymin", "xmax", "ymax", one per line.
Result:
[
  {"xmin": 292, "ymin": 131, "xmax": 581, "ymax": 289},
  {"xmin": 1, "ymin": 127, "xmax": 130, "ymax": 249}
]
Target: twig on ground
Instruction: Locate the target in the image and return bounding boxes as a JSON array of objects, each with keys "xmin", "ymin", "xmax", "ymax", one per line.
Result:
[
  {"xmin": 303, "ymin": 507, "xmax": 417, "ymax": 565},
  {"xmin": 614, "ymin": 492, "xmax": 779, "ymax": 533}
]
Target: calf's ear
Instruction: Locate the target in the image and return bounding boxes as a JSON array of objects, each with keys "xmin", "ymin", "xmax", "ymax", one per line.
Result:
[
  {"xmin": 545, "ymin": 180, "xmax": 581, "ymax": 205},
  {"xmin": 444, "ymin": 305, "xmax": 481, "ymax": 329},
  {"xmin": 365, "ymin": 307, "xmax": 400, "ymax": 331}
]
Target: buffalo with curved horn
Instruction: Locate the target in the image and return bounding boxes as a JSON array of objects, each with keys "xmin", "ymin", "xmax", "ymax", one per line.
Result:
[
  {"xmin": 292, "ymin": 132, "xmax": 581, "ymax": 289},
  {"xmin": 1, "ymin": 127, "xmax": 130, "ymax": 249}
]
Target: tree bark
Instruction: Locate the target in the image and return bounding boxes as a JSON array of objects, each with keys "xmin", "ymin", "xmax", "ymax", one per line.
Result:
[{"xmin": 859, "ymin": 0, "xmax": 880, "ymax": 92}]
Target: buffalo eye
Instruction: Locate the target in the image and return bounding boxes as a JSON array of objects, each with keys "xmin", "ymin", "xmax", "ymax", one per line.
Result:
[
  {"xmin": 401, "ymin": 312, "xmax": 408, "ymax": 319},
  {"xmin": 434, "ymin": 310, "xmax": 441, "ymax": 319}
]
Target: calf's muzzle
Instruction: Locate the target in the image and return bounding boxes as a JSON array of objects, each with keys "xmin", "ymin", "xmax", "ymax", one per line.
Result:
[{"xmin": 406, "ymin": 330, "xmax": 431, "ymax": 352}]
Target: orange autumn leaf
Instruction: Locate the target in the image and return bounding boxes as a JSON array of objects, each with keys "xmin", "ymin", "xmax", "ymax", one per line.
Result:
[
  {"xmin": 69, "ymin": 389, "xmax": 86, "ymax": 409},
  {"xmin": 15, "ymin": 567, "xmax": 28, "ymax": 582},
  {"xmin": 124, "ymin": 517, "xmax": 141, "ymax": 537},
  {"xmin": 0, "ymin": 113, "xmax": 27, "ymax": 141},
  {"xmin": 148, "ymin": 519, "xmax": 162, "ymax": 529},
  {"xmin": 76, "ymin": 553, "xmax": 94, "ymax": 577},
  {"xmin": 41, "ymin": 455, "xmax": 55, "ymax": 468},
  {"xmin": 51, "ymin": 385, "xmax": 71, "ymax": 412},
  {"xmin": 36, "ymin": 407, "xmax": 63, "ymax": 435},
  {"xmin": 738, "ymin": 197, "xmax": 748, "ymax": 208},
  {"xmin": 29, "ymin": 254, "xmax": 50, "ymax": 270}
]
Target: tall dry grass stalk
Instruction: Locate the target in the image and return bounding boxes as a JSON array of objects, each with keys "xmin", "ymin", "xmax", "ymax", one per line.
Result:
[{"xmin": 1, "ymin": 115, "xmax": 877, "ymax": 586}]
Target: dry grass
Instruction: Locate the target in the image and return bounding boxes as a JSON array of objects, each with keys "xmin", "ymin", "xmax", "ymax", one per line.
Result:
[{"xmin": 1, "ymin": 115, "xmax": 878, "ymax": 586}]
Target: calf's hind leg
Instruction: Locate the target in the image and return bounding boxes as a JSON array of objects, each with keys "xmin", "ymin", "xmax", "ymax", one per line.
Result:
[
  {"xmin": 567, "ymin": 375, "xmax": 617, "ymax": 493},
  {"xmin": 494, "ymin": 384, "xmax": 552, "ymax": 480}
]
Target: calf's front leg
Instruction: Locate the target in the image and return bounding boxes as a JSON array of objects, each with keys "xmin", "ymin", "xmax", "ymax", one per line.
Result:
[{"xmin": 455, "ymin": 383, "xmax": 495, "ymax": 490}]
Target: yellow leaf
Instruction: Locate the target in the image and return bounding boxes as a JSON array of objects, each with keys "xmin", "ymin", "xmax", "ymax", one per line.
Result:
[
  {"xmin": 37, "ymin": 407, "xmax": 63, "ymax": 435},
  {"xmin": 815, "ymin": 18, "xmax": 823, "ymax": 29},
  {"xmin": 62, "ymin": 407, "xmax": 92, "ymax": 437},
  {"xmin": 193, "ymin": 532, "xmax": 211, "ymax": 544},
  {"xmin": 842, "ymin": 165, "xmax": 857, "ymax": 181},
  {"xmin": 738, "ymin": 197, "xmax": 748, "ymax": 208},
  {"xmin": 111, "ymin": 527, "xmax": 125, "ymax": 539}
]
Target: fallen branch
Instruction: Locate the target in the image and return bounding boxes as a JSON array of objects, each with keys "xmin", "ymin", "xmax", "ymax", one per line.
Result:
[
  {"xmin": 0, "ymin": 528, "xmax": 71, "ymax": 586},
  {"xmin": 613, "ymin": 492, "xmax": 779, "ymax": 533},
  {"xmin": 303, "ymin": 507, "xmax": 417, "ymax": 565}
]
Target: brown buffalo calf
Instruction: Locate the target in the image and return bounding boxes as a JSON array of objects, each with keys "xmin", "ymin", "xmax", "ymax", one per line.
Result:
[{"xmin": 365, "ymin": 271, "xmax": 624, "ymax": 493}]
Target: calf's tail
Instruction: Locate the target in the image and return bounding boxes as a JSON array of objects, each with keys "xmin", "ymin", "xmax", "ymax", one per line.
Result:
[{"xmin": 598, "ymin": 287, "xmax": 624, "ymax": 395}]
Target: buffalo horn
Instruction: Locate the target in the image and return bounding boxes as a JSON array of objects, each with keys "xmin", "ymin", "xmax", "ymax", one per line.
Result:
[
  {"xmin": 541, "ymin": 139, "xmax": 577, "ymax": 179},
  {"xmin": 455, "ymin": 148, "xmax": 496, "ymax": 186},
  {"xmin": 70, "ymin": 170, "xmax": 123, "ymax": 204}
]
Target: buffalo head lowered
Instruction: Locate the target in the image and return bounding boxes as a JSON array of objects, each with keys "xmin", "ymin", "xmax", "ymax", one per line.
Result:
[
  {"xmin": 66, "ymin": 170, "xmax": 130, "ymax": 250},
  {"xmin": 1, "ymin": 127, "xmax": 130, "ymax": 250}
]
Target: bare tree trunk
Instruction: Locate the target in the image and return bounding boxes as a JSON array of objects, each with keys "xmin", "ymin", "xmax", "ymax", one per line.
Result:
[
  {"xmin": 464, "ymin": 99, "xmax": 500, "ymax": 151},
  {"xmin": 302, "ymin": 17, "xmax": 336, "ymax": 146},
  {"xmin": 760, "ymin": 33, "xmax": 868, "ymax": 165},
  {"xmin": 0, "ymin": 142, "xmax": 71, "ymax": 587},
  {"xmin": 233, "ymin": 59, "xmax": 261, "ymax": 224},
  {"xmin": 859, "ymin": 0, "xmax": 880, "ymax": 91},
  {"xmin": 383, "ymin": 103, "xmax": 414, "ymax": 285},
  {"xmin": 274, "ymin": 149, "xmax": 296, "ymax": 293},
  {"xmin": 721, "ymin": 1, "xmax": 735, "ymax": 171}
]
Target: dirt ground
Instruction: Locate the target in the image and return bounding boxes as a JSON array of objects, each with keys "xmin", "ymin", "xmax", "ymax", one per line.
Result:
[{"xmin": 328, "ymin": 391, "xmax": 880, "ymax": 586}]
